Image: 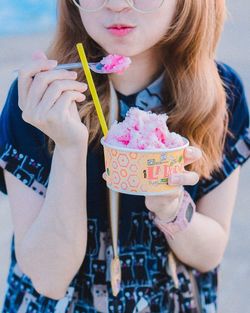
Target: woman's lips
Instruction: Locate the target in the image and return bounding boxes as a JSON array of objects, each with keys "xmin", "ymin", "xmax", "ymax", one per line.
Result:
[{"xmin": 107, "ymin": 25, "xmax": 135, "ymax": 37}]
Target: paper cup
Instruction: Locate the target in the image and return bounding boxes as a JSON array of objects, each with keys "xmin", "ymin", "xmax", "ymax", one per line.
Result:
[{"xmin": 101, "ymin": 137, "xmax": 189, "ymax": 196}]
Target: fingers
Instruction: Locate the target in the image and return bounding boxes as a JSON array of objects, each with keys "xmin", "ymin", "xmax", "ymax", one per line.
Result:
[
  {"xmin": 168, "ymin": 146, "xmax": 201, "ymax": 186},
  {"xmin": 33, "ymin": 78, "xmax": 87, "ymax": 114},
  {"xmin": 18, "ymin": 59, "xmax": 58, "ymax": 80},
  {"xmin": 18, "ymin": 59, "xmax": 58, "ymax": 111},
  {"xmin": 49, "ymin": 90, "xmax": 85, "ymax": 119},
  {"xmin": 27, "ymin": 70, "xmax": 80, "ymax": 109},
  {"xmin": 102, "ymin": 172, "xmax": 107, "ymax": 181},
  {"xmin": 169, "ymin": 170, "xmax": 199, "ymax": 186},
  {"xmin": 184, "ymin": 146, "xmax": 202, "ymax": 166},
  {"xmin": 22, "ymin": 90, "xmax": 85, "ymax": 127}
]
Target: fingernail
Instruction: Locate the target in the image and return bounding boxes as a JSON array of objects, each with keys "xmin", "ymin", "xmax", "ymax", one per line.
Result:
[
  {"xmin": 81, "ymin": 83, "xmax": 88, "ymax": 91},
  {"xmin": 186, "ymin": 147, "xmax": 193, "ymax": 157},
  {"xmin": 169, "ymin": 175, "xmax": 180, "ymax": 185},
  {"xmin": 79, "ymin": 94, "xmax": 86, "ymax": 101}
]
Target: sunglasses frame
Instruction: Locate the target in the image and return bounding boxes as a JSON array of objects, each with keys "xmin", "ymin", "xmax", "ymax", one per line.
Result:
[{"xmin": 72, "ymin": 0, "xmax": 165, "ymax": 14}]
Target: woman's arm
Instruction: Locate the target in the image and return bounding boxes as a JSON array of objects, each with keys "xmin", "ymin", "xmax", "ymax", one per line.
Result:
[
  {"xmin": 3, "ymin": 53, "xmax": 89, "ymax": 300},
  {"xmin": 167, "ymin": 166, "xmax": 240, "ymax": 272},
  {"xmin": 5, "ymin": 141, "xmax": 88, "ymax": 300}
]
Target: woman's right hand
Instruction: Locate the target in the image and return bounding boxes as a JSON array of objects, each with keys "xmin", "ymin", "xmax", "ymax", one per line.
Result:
[{"xmin": 18, "ymin": 52, "xmax": 88, "ymax": 148}]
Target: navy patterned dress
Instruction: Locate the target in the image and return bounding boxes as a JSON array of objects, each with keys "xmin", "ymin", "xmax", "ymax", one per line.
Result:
[{"xmin": 0, "ymin": 63, "xmax": 249, "ymax": 313}]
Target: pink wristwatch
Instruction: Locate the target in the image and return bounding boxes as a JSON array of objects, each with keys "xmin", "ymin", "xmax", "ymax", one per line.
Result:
[{"xmin": 151, "ymin": 190, "xmax": 196, "ymax": 240}]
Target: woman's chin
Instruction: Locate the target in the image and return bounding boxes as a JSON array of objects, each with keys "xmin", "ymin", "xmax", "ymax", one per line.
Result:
[{"xmin": 101, "ymin": 42, "xmax": 139, "ymax": 57}]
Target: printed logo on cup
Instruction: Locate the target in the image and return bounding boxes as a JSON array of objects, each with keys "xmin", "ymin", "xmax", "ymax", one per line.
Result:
[{"xmin": 101, "ymin": 137, "xmax": 189, "ymax": 196}]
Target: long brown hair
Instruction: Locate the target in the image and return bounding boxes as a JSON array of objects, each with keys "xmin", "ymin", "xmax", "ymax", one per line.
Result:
[{"xmin": 47, "ymin": 0, "xmax": 228, "ymax": 179}]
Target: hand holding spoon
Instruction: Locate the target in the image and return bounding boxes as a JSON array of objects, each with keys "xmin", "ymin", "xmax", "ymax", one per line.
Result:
[{"xmin": 14, "ymin": 54, "xmax": 131, "ymax": 75}]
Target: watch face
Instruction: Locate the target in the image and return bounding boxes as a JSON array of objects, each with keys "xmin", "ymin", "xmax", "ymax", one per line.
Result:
[{"xmin": 185, "ymin": 203, "xmax": 194, "ymax": 222}]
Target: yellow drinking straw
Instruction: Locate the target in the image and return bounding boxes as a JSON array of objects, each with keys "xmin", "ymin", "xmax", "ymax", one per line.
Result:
[
  {"xmin": 76, "ymin": 43, "xmax": 108, "ymax": 137},
  {"xmin": 76, "ymin": 43, "xmax": 121, "ymax": 297}
]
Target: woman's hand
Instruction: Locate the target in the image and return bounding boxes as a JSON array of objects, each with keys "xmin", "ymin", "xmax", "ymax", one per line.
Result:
[
  {"xmin": 145, "ymin": 146, "xmax": 202, "ymax": 221},
  {"xmin": 18, "ymin": 51, "xmax": 88, "ymax": 148}
]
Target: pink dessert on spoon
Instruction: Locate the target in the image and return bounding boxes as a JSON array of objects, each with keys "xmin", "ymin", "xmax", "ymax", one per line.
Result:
[{"xmin": 90, "ymin": 54, "xmax": 132, "ymax": 74}]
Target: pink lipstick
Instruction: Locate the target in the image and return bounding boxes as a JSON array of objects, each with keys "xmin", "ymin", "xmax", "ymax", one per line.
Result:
[{"xmin": 107, "ymin": 24, "xmax": 135, "ymax": 37}]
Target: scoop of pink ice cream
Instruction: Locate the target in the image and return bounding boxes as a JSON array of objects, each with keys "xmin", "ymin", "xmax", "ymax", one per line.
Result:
[{"xmin": 105, "ymin": 108, "xmax": 185, "ymax": 149}]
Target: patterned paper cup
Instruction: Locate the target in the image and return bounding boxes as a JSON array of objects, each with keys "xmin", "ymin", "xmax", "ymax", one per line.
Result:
[{"xmin": 101, "ymin": 137, "xmax": 189, "ymax": 196}]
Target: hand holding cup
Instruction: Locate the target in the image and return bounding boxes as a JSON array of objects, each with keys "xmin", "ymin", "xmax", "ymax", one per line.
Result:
[{"xmin": 144, "ymin": 146, "xmax": 202, "ymax": 220}]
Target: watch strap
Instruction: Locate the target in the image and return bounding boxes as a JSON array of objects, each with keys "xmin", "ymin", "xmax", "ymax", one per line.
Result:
[{"xmin": 151, "ymin": 190, "xmax": 196, "ymax": 239}]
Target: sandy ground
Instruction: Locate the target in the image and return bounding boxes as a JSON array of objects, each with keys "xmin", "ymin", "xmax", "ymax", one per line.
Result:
[{"xmin": 0, "ymin": 1, "xmax": 249, "ymax": 311}]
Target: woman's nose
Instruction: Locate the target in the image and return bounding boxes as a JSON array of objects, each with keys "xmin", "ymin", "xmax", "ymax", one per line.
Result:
[{"xmin": 105, "ymin": 0, "xmax": 132, "ymax": 12}]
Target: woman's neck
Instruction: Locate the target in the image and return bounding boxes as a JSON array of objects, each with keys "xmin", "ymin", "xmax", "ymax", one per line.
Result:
[{"xmin": 110, "ymin": 49, "xmax": 162, "ymax": 96}]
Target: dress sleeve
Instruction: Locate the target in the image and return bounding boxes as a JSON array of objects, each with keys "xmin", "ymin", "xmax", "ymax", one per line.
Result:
[
  {"xmin": 0, "ymin": 80, "xmax": 52, "ymax": 196},
  {"xmin": 196, "ymin": 63, "xmax": 250, "ymax": 199}
]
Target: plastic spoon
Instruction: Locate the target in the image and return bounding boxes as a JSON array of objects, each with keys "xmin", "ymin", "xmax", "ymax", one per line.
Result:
[{"xmin": 14, "ymin": 55, "xmax": 131, "ymax": 75}]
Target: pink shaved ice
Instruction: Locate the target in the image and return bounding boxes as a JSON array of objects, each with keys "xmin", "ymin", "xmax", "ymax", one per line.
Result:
[
  {"xmin": 101, "ymin": 54, "xmax": 131, "ymax": 74},
  {"xmin": 105, "ymin": 108, "xmax": 185, "ymax": 150}
]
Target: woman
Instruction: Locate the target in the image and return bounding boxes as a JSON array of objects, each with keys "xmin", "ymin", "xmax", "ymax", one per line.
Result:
[{"xmin": 0, "ymin": 0, "xmax": 249, "ymax": 312}]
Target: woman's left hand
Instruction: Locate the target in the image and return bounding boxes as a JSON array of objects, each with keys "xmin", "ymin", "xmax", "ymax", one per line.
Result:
[{"xmin": 145, "ymin": 146, "xmax": 202, "ymax": 221}]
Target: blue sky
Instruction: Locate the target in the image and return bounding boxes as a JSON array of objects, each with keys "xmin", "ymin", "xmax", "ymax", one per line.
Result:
[{"xmin": 0, "ymin": 0, "xmax": 57, "ymax": 36}]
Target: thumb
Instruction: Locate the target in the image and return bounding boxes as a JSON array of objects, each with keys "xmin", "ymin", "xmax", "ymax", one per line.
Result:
[
  {"xmin": 102, "ymin": 172, "xmax": 107, "ymax": 181},
  {"xmin": 31, "ymin": 50, "xmax": 48, "ymax": 61}
]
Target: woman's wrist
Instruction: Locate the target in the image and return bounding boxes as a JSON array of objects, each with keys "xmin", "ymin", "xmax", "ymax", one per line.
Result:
[
  {"xmin": 151, "ymin": 190, "xmax": 196, "ymax": 240},
  {"xmin": 55, "ymin": 128, "xmax": 88, "ymax": 152},
  {"xmin": 54, "ymin": 123, "xmax": 89, "ymax": 150},
  {"xmin": 153, "ymin": 188, "xmax": 184, "ymax": 222}
]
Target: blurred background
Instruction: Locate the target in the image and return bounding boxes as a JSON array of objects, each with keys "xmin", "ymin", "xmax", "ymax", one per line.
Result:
[{"xmin": 0, "ymin": 0, "xmax": 249, "ymax": 312}]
